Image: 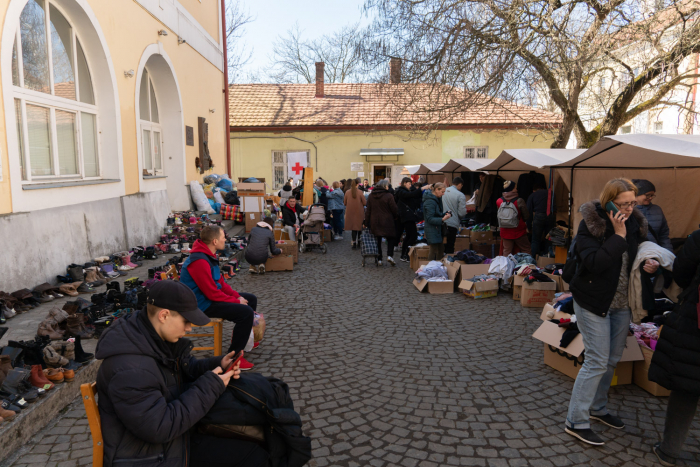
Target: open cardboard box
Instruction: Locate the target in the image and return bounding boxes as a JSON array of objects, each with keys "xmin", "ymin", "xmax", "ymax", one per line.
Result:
[
  {"xmin": 634, "ymin": 346, "xmax": 671, "ymax": 396},
  {"xmin": 458, "ymin": 264, "xmax": 498, "ymax": 299},
  {"xmin": 533, "ymin": 304, "xmax": 643, "ymax": 384},
  {"xmin": 409, "ymin": 245, "xmax": 430, "ymax": 271},
  {"xmin": 413, "ymin": 259, "xmax": 459, "ymax": 294},
  {"xmin": 470, "ymin": 231, "xmax": 493, "ymax": 243},
  {"xmin": 536, "ymin": 256, "xmax": 557, "ymax": 268},
  {"xmin": 265, "ymin": 255, "xmax": 294, "ymax": 271},
  {"xmin": 521, "ymin": 280, "xmax": 557, "ymax": 307},
  {"xmin": 237, "ymin": 182, "xmax": 266, "ymax": 191},
  {"xmin": 276, "ymin": 240, "xmax": 298, "ymax": 263}
]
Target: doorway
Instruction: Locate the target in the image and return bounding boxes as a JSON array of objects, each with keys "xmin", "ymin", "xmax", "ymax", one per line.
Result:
[{"xmin": 373, "ymin": 165, "xmax": 389, "ymax": 184}]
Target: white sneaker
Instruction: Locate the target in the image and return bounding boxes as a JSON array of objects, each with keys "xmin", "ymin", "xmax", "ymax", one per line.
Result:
[
  {"xmin": 259, "ymin": 264, "xmax": 266, "ymax": 274},
  {"xmin": 378, "ymin": 260, "xmax": 383, "ymax": 266},
  {"xmin": 334, "ymin": 235, "xmax": 342, "ymax": 240},
  {"xmin": 387, "ymin": 256, "xmax": 396, "ymax": 266}
]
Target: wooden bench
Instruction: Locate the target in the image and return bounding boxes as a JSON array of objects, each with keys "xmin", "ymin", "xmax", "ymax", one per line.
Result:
[
  {"xmin": 81, "ymin": 382, "xmax": 103, "ymax": 467},
  {"xmin": 188, "ymin": 318, "xmax": 223, "ymax": 356}
]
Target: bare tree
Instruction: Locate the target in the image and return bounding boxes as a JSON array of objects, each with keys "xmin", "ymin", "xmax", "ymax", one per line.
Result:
[
  {"xmin": 226, "ymin": 0, "xmax": 254, "ymax": 83},
  {"xmin": 269, "ymin": 23, "xmax": 364, "ymax": 83},
  {"xmin": 362, "ymin": 0, "xmax": 700, "ymax": 148}
]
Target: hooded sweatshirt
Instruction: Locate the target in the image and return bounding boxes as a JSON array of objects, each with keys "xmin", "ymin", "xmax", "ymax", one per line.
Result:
[
  {"xmin": 95, "ymin": 310, "xmax": 225, "ymax": 467},
  {"xmin": 179, "ymin": 239, "xmax": 240, "ymax": 311}
]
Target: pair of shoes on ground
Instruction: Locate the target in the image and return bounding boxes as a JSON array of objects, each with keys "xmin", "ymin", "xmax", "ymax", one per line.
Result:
[
  {"xmin": 400, "ymin": 255, "xmax": 409, "ymax": 262},
  {"xmin": 333, "ymin": 235, "xmax": 343, "ymax": 240},
  {"xmin": 248, "ymin": 265, "xmax": 266, "ymax": 275},
  {"xmin": 565, "ymin": 413, "xmax": 625, "ymax": 445}
]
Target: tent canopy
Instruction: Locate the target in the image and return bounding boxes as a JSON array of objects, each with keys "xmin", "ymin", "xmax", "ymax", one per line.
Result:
[
  {"xmin": 414, "ymin": 163, "xmax": 445, "ymax": 175},
  {"xmin": 482, "ymin": 148, "xmax": 585, "ymax": 172},
  {"xmin": 438, "ymin": 158, "xmax": 490, "ymax": 173},
  {"xmin": 557, "ymin": 134, "xmax": 700, "ymax": 168},
  {"xmin": 404, "ymin": 165, "xmax": 421, "ymax": 175}
]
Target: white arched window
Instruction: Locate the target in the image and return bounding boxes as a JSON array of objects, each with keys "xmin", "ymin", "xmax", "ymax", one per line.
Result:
[
  {"xmin": 139, "ymin": 68, "xmax": 163, "ymax": 176},
  {"xmin": 11, "ymin": 0, "xmax": 99, "ymax": 181}
]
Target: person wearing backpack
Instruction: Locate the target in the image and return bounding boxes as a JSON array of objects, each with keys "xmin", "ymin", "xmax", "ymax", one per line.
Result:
[
  {"xmin": 564, "ymin": 178, "xmax": 658, "ymax": 446},
  {"xmin": 423, "ymin": 183, "xmax": 452, "ymax": 260},
  {"xmin": 496, "ymin": 181, "xmax": 531, "ymax": 256},
  {"xmin": 647, "ymin": 229, "xmax": 700, "ymax": 466}
]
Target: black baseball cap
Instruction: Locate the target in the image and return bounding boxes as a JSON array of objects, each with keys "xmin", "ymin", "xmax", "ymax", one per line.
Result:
[{"xmin": 146, "ymin": 280, "xmax": 210, "ymax": 326}]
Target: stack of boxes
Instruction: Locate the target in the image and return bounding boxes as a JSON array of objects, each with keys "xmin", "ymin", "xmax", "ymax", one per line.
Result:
[{"xmin": 237, "ymin": 181, "xmax": 266, "ymax": 232}]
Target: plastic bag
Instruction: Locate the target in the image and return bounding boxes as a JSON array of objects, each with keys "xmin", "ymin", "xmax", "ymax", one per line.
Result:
[
  {"xmin": 203, "ymin": 174, "xmax": 222, "ymax": 185},
  {"xmin": 244, "ymin": 329, "xmax": 254, "ymax": 352},
  {"xmin": 214, "ymin": 191, "xmax": 226, "ymax": 205},
  {"xmin": 217, "ymin": 178, "xmax": 233, "ymax": 191},
  {"xmin": 189, "ymin": 180, "xmax": 215, "ymax": 213}
]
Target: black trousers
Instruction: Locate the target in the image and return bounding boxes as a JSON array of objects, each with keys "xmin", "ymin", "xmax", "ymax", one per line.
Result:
[
  {"xmin": 190, "ymin": 431, "xmax": 268, "ymax": 467},
  {"xmin": 205, "ymin": 292, "xmax": 257, "ymax": 353},
  {"xmin": 375, "ymin": 236, "xmax": 397, "ymax": 259},
  {"xmin": 444, "ymin": 226, "xmax": 459, "ymax": 254},
  {"xmin": 401, "ymin": 221, "xmax": 418, "ymax": 257},
  {"xmin": 659, "ymin": 390, "xmax": 700, "ymax": 459}
]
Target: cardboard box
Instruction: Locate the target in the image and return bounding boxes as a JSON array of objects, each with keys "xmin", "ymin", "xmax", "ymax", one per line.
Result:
[
  {"xmin": 542, "ymin": 343, "xmax": 633, "ymax": 385},
  {"xmin": 454, "ymin": 237, "xmax": 471, "ymax": 252},
  {"xmin": 472, "ymin": 240, "xmax": 499, "ymax": 259},
  {"xmin": 536, "ymin": 256, "xmax": 557, "ymax": 268},
  {"xmin": 237, "ymin": 182, "xmax": 266, "ymax": 191},
  {"xmin": 241, "ymin": 196, "xmax": 265, "ymax": 213},
  {"xmin": 559, "ymin": 277, "xmax": 570, "ymax": 292},
  {"xmin": 322, "ymin": 230, "xmax": 332, "ymax": 242},
  {"xmin": 413, "ymin": 259, "xmax": 460, "ymax": 294},
  {"xmin": 265, "ymin": 255, "xmax": 294, "ymax": 271},
  {"xmin": 409, "ymin": 246, "xmax": 430, "ymax": 271},
  {"xmin": 245, "ymin": 212, "xmax": 262, "ymax": 232},
  {"xmin": 520, "ymin": 280, "xmax": 557, "ymax": 307},
  {"xmin": 457, "ymin": 264, "xmax": 498, "ymax": 299},
  {"xmin": 277, "ymin": 240, "xmax": 298, "ymax": 264},
  {"xmin": 469, "ymin": 231, "xmax": 493, "ymax": 243},
  {"xmin": 512, "ymin": 275, "xmax": 525, "ymax": 300},
  {"xmin": 634, "ymin": 347, "xmax": 671, "ymax": 396}
]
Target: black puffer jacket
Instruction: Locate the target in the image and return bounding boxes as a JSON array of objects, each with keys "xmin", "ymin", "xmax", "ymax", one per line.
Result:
[
  {"xmin": 394, "ymin": 186, "xmax": 423, "ymax": 223},
  {"xmin": 95, "ymin": 310, "xmax": 225, "ymax": 467},
  {"xmin": 569, "ymin": 200, "xmax": 648, "ymax": 317},
  {"xmin": 281, "ymin": 202, "xmax": 304, "ymax": 227},
  {"xmin": 649, "ymin": 230, "xmax": 700, "ymax": 394},
  {"xmin": 245, "ymin": 226, "xmax": 281, "ymax": 266}
]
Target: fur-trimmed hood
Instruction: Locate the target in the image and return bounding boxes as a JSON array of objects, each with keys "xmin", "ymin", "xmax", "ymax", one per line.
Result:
[{"xmin": 579, "ymin": 199, "xmax": 648, "ymax": 239}]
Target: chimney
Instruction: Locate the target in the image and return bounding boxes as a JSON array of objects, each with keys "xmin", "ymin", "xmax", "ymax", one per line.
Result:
[
  {"xmin": 315, "ymin": 62, "xmax": 325, "ymax": 98},
  {"xmin": 390, "ymin": 57, "xmax": 402, "ymax": 84}
]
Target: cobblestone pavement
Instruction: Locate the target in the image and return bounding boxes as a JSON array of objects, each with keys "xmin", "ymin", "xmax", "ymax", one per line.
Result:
[{"xmin": 4, "ymin": 235, "xmax": 700, "ymax": 467}]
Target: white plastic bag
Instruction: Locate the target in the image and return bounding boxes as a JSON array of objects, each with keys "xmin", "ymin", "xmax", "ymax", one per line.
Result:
[
  {"xmin": 213, "ymin": 191, "xmax": 226, "ymax": 205},
  {"xmin": 189, "ymin": 180, "xmax": 215, "ymax": 213},
  {"xmin": 244, "ymin": 329, "xmax": 254, "ymax": 352}
]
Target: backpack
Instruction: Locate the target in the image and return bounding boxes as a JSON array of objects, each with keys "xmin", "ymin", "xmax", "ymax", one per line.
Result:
[
  {"xmin": 497, "ymin": 198, "xmax": 520, "ymax": 228},
  {"xmin": 561, "ymin": 237, "xmax": 579, "ymax": 284}
]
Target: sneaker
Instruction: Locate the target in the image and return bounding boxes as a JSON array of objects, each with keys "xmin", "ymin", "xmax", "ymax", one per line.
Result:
[
  {"xmin": 239, "ymin": 357, "xmax": 254, "ymax": 371},
  {"xmin": 253, "ymin": 342, "xmax": 260, "ymax": 350},
  {"xmin": 590, "ymin": 413, "xmax": 625, "ymax": 429},
  {"xmin": 333, "ymin": 235, "xmax": 342, "ymax": 240},
  {"xmin": 653, "ymin": 442, "xmax": 676, "ymax": 466},
  {"xmin": 351, "ymin": 242, "xmax": 357, "ymax": 249},
  {"xmin": 248, "ymin": 265, "xmax": 258, "ymax": 274},
  {"xmin": 258, "ymin": 264, "xmax": 265, "ymax": 275},
  {"xmin": 377, "ymin": 260, "xmax": 383, "ymax": 266},
  {"xmin": 565, "ymin": 427, "xmax": 604, "ymax": 446},
  {"xmin": 400, "ymin": 255, "xmax": 409, "ymax": 262},
  {"xmin": 387, "ymin": 256, "xmax": 396, "ymax": 266}
]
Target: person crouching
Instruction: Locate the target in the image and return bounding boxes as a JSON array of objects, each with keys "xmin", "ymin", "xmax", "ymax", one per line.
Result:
[{"xmin": 245, "ymin": 217, "xmax": 281, "ymax": 274}]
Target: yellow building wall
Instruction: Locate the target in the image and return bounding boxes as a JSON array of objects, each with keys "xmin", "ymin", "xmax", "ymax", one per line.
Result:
[
  {"xmin": 0, "ymin": 0, "xmax": 226, "ymax": 213},
  {"xmin": 179, "ymin": 0, "xmax": 220, "ymax": 42},
  {"xmin": 230, "ymin": 129, "xmax": 554, "ymax": 189}
]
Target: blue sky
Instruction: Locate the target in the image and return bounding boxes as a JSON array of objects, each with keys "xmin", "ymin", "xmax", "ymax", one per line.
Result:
[{"xmin": 234, "ymin": 0, "xmax": 369, "ymax": 80}]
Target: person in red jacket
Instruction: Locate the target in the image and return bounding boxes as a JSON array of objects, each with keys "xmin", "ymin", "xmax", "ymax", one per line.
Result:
[
  {"xmin": 179, "ymin": 226, "xmax": 256, "ymax": 370},
  {"xmin": 496, "ymin": 180, "xmax": 531, "ymax": 256}
]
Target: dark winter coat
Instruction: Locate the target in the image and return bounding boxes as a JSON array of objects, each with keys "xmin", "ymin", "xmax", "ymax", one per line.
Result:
[
  {"xmin": 281, "ymin": 202, "xmax": 304, "ymax": 227},
  {"xmin": 365, "ymin": 188, "xmax": 398, "ymax": 237},
  {"xmin": 569, "ymin": 200, "xmax": 648, "ymax": 317},
  {"xmin": 638, "ymin": 203, "xmax": 673, "ymax": 251},
  {"xmin": 95, "ymin": 310, "xmax": 225, "ymax": 467},
  {"xmin": 245, "ymin": 226, "xmax": 281, "ymax": 266},
  {"xmin": 649, "ymin": 230, "xmax": 700, "ymax": 394},
  {"xmin": 395, "ymin": 186, "xmax": 423, "ymax": 223},
  {"xmin": 422, "ymin": 190, "xmax": 445, "ymax": 245}
]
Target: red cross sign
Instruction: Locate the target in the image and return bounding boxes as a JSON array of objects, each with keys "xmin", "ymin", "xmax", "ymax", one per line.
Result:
[{"xmin": 291, "ymin": 162, "xmax": 304, "ymax": 175}]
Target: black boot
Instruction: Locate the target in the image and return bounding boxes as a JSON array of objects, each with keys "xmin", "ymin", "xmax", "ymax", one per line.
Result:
[{"xmin": 70, "ymin": 335, "xmax": 95, "ymax": 364}]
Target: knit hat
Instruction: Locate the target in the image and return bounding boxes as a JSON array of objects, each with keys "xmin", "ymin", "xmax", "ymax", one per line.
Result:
[
  {"xmin": 503, "ymin": 181, "xmax": 516, "ymax": 193},
  {"xmin": 632, "ymin": 179, "xmax": 656, "ymax": 195}
]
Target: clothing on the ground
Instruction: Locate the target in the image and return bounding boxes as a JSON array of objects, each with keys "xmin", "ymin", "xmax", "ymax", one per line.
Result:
[
  {"xmin": 658, "ymin": 390, "xmax": 700, "ymax": 460},
  {"xmin": 502, "ymin": 235, "xmax": 531, "ymax": 256},
  {"xmin": 344, "ymin": 189, "xmax": 367, "ymax": 231},
  {"xmin": 327, "ymin": 188, "xmax": 345, "ymax": 211},
  {"xmin": 365, "ymin": 188, "xmax": 398, "ymax": 238},
  {"xmin": 401, "ymin": 221, "xmax": 418, "ymax": 257},
  {"xmin": 95, "ymin": 310, "xmax": 225, "ymax": 467},
  {"xmin": 569, "ymin": 200, "xmax": 648, "ymax": 317},
  {"xmin": 496, "ymin": 197, "xmax": 529, "ymax": 240},
  {"xmin": 205, "ymin": 293, "xmax": 256, "ymax": 353},
  {"xmin": 422, "ymin": 190, "xmax": 445, "ymax": 245},
  {"xmin": 179, "ymin": 239, "xmax": 241, "ymax": 312},
  {"xmin": 428, "ymin": 243, "xmax": 445, "ymax": 260},
  {"xmin": 566, "ymin": 301, "xmax": 631, "ymax": 429},
  {"xmin": 442, "ymin": 186, "xmax": 467, "ymax": 229},
  {"xmin": 245, "ymin": 226, "xmax": 281, "ymax": 266},
  {"xmin": 394, "ymin": 186, "xmax": 424, "ymax": 223},
  {"xmin": 628, "ymin": 241, "xmax": 678, "ymax": 324},
  {"xmin": 416, "ymin": 260, "xmax": 448, "ymax": 281},
  {"xmin": 649, "ymin": 230, "xmax": 700, "ymax": 394},
  {"xmin": 637, "ymin": 203, "xmax": 673, "ymax": 251}
]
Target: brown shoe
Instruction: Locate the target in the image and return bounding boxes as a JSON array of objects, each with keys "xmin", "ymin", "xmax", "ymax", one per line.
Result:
[
  {"xmin": 60, "ymin": 368, "xmax": 75, "ymax": 382},
  {"xmin": 62, "ymin": 301, "xmax": 80, "ymax": 315},
  {"xmin": 48, "ymin": 307, "xmax": 70, "ymax": 324},
  {"xmin": 0, "ymin": 355, "xmax": 11, "ymax": 379},
  {"xmin": 43, "ymin": 368, "xmax": 64, "ymax": 384},
  {"xmin": 43, "ymin": 346, "xmax": 69, "ymax": 368},
  {"xmin": 51, "ymin": 341, "xmax": 75, "ymax": 361},
  {"xmin": 37, "ymin": 318, "xmax": 65, "ymax": 340},
  {"xmin": 65, "ymin": 315, "xmax": 94, "ymax": 339},
  {"xmin": 0, "ymin": 405, "xmax": 15, "ymax": 421},
  {"xmin": 30, "ymin": 365, "xmax": 54, "ymax": 391}
]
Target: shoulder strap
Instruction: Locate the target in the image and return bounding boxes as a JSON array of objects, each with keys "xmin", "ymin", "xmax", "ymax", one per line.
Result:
[{"xmin": 647, "ymin": 222, "xmax": 660, "ymax": 244}]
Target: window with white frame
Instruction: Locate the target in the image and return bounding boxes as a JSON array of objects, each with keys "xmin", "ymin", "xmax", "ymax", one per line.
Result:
[
  {"xmin": 464, "ymin": 146, "xmax": 488, "ymax": 159},
  {"xmin": 11, "ymin": 0, "xmax": 99, "ymax": 182},
  {"xmin": 654, "ymin": 121, "xmax": 663, "ymax": 134},
  {"xmin": 620, "ymin": 125, "xmax": 632, "ymax": 134},
  {"xmin": 139, "ymin": 69, "xmax": 163, "ymax": 176},
  {"xmin": 272, "ymin": 150, "xmax": 310, "ymax": 189}
]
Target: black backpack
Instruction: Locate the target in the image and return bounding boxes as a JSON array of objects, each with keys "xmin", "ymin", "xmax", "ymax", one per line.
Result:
[{"xmin": 561, "ymin": 237, "xmax": 580, "ymax": 284}]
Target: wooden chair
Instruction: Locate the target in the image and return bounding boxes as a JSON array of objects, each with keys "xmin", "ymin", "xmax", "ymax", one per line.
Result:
[
  {"xmin": 81, "ymin": 382, "xmax": 103, "ymax": 467},
  {"xmin": 188, "ymin": 318, "xmax": 223, "ymax": 356}
]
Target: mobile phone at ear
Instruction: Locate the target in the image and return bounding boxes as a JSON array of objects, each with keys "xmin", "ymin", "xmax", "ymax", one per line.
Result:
[
  {"xmin": 605, "ymin": 201, "xmax": 619, "ymax": 216},
  {"xmin": 225, "ymin": 351, "xmax": 244, "ymax": 373}
]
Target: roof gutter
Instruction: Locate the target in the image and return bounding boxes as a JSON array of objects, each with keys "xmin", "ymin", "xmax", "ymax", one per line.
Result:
[
  {"xmin": 221, "ymin": 0, "xmax": 231, "ymax": 175},
  {"xmin": 229, "ymin": 123, "xmax": 561, "ymax": 133}
]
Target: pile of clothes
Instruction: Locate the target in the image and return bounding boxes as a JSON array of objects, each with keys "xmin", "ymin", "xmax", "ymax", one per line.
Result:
[
  {"xmin": 465, "ymin": 274, "xmax": 498, "ymax": 283},
  {"xmin": 547, "ymin": 225, "xmax": 570, "ymax": 246},
  {"xmin": 415, "ymin": 261, "xmax": 450, "ymax": 282},
  {"xmin": 630, "ymin": 322, "xmax": 661, "ymax": 351},
  {"xmin": 453, "ymin": 249, "xmax": 486, "ymax": 264}
]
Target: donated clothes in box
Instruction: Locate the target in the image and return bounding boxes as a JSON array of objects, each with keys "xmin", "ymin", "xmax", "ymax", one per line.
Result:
[
  {"xmin": 532, "ymin": 304, "xmax": 643, "ymax": 384},
  {"xmin": 413, "ymin": 260, "xmax": 459, "ymax": 294},
  {"xmin": 521, "ymin": 279, "xmax": 557, "ymax": 308},
  {"xmin": 458, "ymin": 264, "xmax": 498, "ymax": 299}
]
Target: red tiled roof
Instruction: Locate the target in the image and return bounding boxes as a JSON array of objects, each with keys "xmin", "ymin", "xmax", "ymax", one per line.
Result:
[{"xmin": 228, "ymin": 83, "xmax": 561, "ymax": 130}]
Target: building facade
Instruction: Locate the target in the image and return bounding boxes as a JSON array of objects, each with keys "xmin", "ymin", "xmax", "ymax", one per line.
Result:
[{"xmin": 0, "ymin": 0, "xmax": 228, "ymax": 291}]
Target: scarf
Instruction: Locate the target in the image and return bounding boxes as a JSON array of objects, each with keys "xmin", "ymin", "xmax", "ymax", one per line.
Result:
[
  {"xmin": 257, "ymin": 222, "xmax": 273, "ymax": 231},
  {"xmin": 502, "ymin": 189, "xmax": 519, "ymax": 202},
  {"xmin": 285, "ymin": 201, "xmax": 298, "ymax": 213}
]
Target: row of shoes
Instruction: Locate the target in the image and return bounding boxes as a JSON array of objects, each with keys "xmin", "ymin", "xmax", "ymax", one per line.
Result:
[
  {"xmin": 167, "ymin": 212, "xmax": 216, "ymax": 226},
  {"xmin": 37, "ymin": 301, "xmax": 97, "ymax": 340}
]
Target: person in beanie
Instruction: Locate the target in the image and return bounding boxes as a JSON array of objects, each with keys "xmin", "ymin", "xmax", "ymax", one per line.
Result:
[
  {"xmin": 245, "ymin": 217, "xmax": 281, "ymax": 274},
  {"xmin": 279, "ymin": 183, "xmax": 294, "ymax": 205},
  {"xmin": 179, "ymin": 225, "xmax": 256, "ymax": 370},
  {"xmin": 95, "ymin": 280, "xmax": 268, "ymax": 467},
  {"xmin": 633, "ymin": 179, "xmax": 672, "ymax": 251},
  {"xmin": 496, "ymin": 181, "xmax": 531, "ymax": 256}
]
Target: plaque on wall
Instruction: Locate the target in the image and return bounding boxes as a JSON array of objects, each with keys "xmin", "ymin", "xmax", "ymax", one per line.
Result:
[{"xmin": 186, "ymin": 126, "xmax": 194, "ymax": 146}]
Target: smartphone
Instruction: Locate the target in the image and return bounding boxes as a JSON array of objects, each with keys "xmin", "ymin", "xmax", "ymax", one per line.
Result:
[
  {"xmin": 225, "ymin": 350, "xmax": 244, "ymax": 373},
  {"xmin": 605, "ymin": 201, "xmax": 619, "ymax": 216}
]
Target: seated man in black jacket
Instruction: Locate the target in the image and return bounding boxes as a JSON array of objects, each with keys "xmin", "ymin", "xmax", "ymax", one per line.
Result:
[
  {"xmin": 280, "ymin": 197, "xmax": 305, "ymax": 241},
  {"xmin": 95, "ymin": 280, "xmax": 268, "ymax": 467}
]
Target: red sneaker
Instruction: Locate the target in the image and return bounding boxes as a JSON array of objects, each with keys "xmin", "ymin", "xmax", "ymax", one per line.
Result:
[
  {"xmin": 253, "ymin": 342, "xmax": 260, "ymax": 349},
  {"xmin": 238, "ymin": 357, "xmax": 254, "ymax": 371}
]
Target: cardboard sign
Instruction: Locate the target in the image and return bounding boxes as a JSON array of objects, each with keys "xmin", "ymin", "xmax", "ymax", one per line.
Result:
[
  {"xmin": 242, "ymin": 196, "xmax": 264, "ymax": 213},
  {"xmin": 265, "ymin": 255, "xmax": 294, "ymax": 271},
  {"xmin": 351, "ymin": 162, "xmax": 364, "ymax": 171}
]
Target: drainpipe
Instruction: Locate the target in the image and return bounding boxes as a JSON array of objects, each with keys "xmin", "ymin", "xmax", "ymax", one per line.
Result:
[{"xmin": 221, "ymin": 0, "xmax": 232, "ymax": 175}]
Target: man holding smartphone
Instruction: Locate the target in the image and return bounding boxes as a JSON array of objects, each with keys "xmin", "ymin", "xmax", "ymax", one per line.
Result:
[{"xmin": 95, "ymin": 280, "xmax": 267, "ymax": 467}]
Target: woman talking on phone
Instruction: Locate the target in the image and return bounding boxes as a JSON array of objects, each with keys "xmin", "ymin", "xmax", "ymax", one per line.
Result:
[{"xmin": 565, "ymin": 178, "xmax": 659, "ymax": 445}]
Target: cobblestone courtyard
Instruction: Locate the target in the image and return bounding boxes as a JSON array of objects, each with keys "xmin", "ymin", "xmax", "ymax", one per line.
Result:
[{"xmin": 3, "ymin": 236, "xmax": 700, "ymax": 467}]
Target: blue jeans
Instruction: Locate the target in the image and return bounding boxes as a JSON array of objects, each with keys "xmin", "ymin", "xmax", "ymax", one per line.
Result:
[
  {"xmin": 566, "ymin": 300, "xmax": 630, "ymax": 429},
  {"xmin": 331, "ymin": 209, "xmax": 344, "ymax": 236}
]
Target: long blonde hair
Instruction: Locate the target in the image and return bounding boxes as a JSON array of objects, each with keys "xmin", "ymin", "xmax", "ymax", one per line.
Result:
[{"xmin": 600, "ymin": 178, "xmax": 637, "ymax": 206}]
